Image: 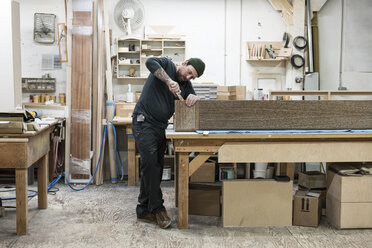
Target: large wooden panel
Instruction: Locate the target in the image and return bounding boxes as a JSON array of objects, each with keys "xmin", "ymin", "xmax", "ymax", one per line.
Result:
[
  {"xmin": 71, "ymin": 11, "xmax": 92, "ymax": 179},
  {"xmin": 222, "ymin": 180, "xmax": 293, "ymax": 227},
  {"xmin": 174, "ymin": 100, "xmax": 372, "ymax": 131},
  {"xmin": 218, "ymin": 141, "xmax": 372, "ymax": 163}
]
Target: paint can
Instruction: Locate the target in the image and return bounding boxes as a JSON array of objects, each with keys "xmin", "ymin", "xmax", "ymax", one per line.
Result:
[
  {"xmin": 59, "ymin": 93, "xmax": 65, "ymax": 104},
  {"xmin": 33, "ymin": 95, "xmax": 40, "ymax": 103}
]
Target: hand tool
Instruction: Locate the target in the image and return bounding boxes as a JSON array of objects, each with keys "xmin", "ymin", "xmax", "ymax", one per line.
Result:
[{"xmin": 176, "ymin": 91, "xmax": 184, "ymax": 102}]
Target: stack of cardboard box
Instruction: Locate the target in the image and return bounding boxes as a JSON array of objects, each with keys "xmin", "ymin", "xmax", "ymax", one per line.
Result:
[
  {"xmin": 217, "ymin": 86, "xmax": 246, "ymax": 100},
  {"xmin": 327, "ymin": 163, "xmax": 372, "ymax": 229},
  {"xmin": 293, "ymin": 171, "xmax": 327, "ymax": 227},
  {"xmin": 115, "ymin": 103, "xmax": 136, "ymax": 118}
]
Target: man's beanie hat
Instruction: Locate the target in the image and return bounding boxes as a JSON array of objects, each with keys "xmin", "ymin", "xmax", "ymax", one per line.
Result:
[{"xmin": 187, "ymin": 58, "xmax": 205, "ymax": 77}]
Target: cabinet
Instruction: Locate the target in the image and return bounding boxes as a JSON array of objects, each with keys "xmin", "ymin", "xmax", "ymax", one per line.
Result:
[{"xmin": 117, "ymin": 38, "xmax": 186, "ymax": 79}]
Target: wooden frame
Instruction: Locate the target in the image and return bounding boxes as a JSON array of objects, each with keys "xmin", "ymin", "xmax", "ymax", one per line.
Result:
[{"xmin": 167, "ymin": 131, "xmax": 372, "ymax": 229}]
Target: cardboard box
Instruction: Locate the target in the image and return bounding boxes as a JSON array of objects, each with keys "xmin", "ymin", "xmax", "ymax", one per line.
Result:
[
  {"xmin": 228, "ymin": 85, "xmax": 246, "ymax": 97},
  {"xmin": 216, "ymin": 94, "xmax": 230, "ymax": 100},
  {"xmin": 189, "ymin": 183, "xmax": 221, "ymax": 217},
  {"xmin": 298, "ymin": 171, "xmax": 326, "ymax": 189},
  {"xmin": 190, "ymin": 162, "xmax": 215, "ymax": 183},
  {"xmin": 326, "ymin": 164, "xmax": 372, "ymax": 228},
  {"xmin": 217, "ymin": 86, "xmax": 229, "ymax": 92},
  {"xmin": 115, "ymin": 103, "xmax": 136, "ymax": 118},
  {"xmin": 222, "ymin": 180, "xmax": 293, "ymax": 227},
  {"xmin": 293, "ymin": 190, "xmax": 322, "ymax": 227},
  {"xmin": 327, "ymin": 164, "xmax": 372, "ymax": 202},
  {"xmin": 326, "ymin": 194, "xmax": 372, "ymax": 229}
]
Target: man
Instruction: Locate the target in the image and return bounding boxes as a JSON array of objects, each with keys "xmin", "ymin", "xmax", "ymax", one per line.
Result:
[{"xmin": 132, "ymin": 57, "xmax": 205, "ymax": 229}]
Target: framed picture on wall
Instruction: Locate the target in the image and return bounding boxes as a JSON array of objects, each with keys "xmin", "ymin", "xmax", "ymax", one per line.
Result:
[{"xmin": 34, "ymin": 13, "xmax": 56, "ymax": 44}]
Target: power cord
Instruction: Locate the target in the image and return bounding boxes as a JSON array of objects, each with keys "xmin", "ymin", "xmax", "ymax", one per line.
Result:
[{"xmin": 1, "ymin": 111, "xmax": 125, "ymax": 197}]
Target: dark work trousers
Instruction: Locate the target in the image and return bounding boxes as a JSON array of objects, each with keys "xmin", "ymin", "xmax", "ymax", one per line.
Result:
[{"xmin": 132, "ymin": 116, "xmax": 167, "ymax": 218}]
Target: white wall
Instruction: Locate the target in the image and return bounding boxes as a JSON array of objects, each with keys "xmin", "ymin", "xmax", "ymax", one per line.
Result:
[
  {"xmin": 318, "ymin": 0, "xmax": 372, "ymax": 93},
  {"xmin": 107, "ymin": 0, "xmax": 287, "ymax": 97},
  {"xmin": 18, "ymin": 0, "xmax": 66, "ymax": 103},
  {"xmin": 18, "ymin": 0, "xmax": 288, "ymax": 103},
  {"xmin": 0, "ymin": 0, "xmax": 22, "ymax": 111}
]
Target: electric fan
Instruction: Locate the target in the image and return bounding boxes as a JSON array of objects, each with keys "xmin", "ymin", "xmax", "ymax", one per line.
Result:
[{"xmin": 114, "ymin": 0, "xmax": 145, "ymax": 35}]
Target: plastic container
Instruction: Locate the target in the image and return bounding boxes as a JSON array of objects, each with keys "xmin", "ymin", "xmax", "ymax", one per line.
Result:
[
  {"xmin": 255, "ymin": 162, "xmax": 268, "ymax": 171},
  {"xmin": 253, "ymin": 169, "xmax": 266, "ymax": 179}
]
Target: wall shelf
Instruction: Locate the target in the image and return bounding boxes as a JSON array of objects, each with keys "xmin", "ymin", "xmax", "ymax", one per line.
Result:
[{"xmin": 117, "ymin": 38, "xmax": 186, "ymax": 79}]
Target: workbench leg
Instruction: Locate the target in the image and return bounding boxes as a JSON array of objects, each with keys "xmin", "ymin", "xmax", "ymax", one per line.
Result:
[
  {"xmin": 233, "ymin": 163, "xmax": 238, "ymax": 179},
  {"xmin": 174, "ymin": 152, "xmax": 178, "ymax": 207},
  {"xmin": 128, "ymin": 135, "xmax": 136, "ymax": 186},
  {"xmin": 178, "ymin": 152, "xmax": 189, "ymax": 229},
  {"xmin": 135, "ymin": 155, "xmax": 140, "ymax": 184},
  {"xmin": 38, "ymin": 153, "xmax": 48, "ymax": 209},
  {"xmin": 16, "ymin": 168, "xmax": 28, "ymax": 235}
]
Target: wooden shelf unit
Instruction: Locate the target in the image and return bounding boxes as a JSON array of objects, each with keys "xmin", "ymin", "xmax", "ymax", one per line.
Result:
[
  {"xmin": 246, "ymin": 41, "xmax": 288, "ymax": 63},
  {"xmin": 117, "ymin": 38, "xmax": 186, "ymax": 79}
]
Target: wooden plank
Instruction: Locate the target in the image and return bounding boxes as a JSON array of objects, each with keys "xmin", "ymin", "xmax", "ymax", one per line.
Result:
[
  {"xmin": 37, "ymin": 153, "xmax": 48, "ymax": 209},
  {"xmin": 128, "ymin": 136, "xmax": 136, "ymax": 186},
  {"xmin": 218, "ymin": 141, "xmax": 372, "ymax": 163},
  {"xmin": 16, "ymin": 168, "xmax": 28, "ymax": 235},
  {"xmin": 71, "ymin": 11, "xmax": 92, "ymax": 180},
  {"xmin": 178, "ymin": 152, "xmax": 189, "ymax": 229},
  {"xmin": 189, "ymin": 152, "xmax": 213, "ymax": 176},
  {"xmin": 94, "ymin": 0, "xmax": 105, "ymax": 185},
  {"xmin": 279, "ymin": 162, "xmax": 295, "ymax": 179},
  {"xmin": 11, "ymin": 1, "xmax": 22, "ymax": 109},
  {"xmin": 174, "ymin": 100, "xmax": 372, "ymax": 131},
  {"xmin": 65, "ymin": 0, "xmax": 72, "ymax": 183},
  {"xmin": 174, "ymin": 101, "xmax": 198, "ymax": 131},
  {"xmin": 174, "ymin": 152, "xmax": 179, "ymax": 207},
  {"xmin": 91, "ymin": 1, "xmax": 98, "ymax": 184}
]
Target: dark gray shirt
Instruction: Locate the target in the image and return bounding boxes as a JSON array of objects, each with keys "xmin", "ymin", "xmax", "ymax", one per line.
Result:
[{"xmin": 133, "ymin": 57, "xmax": 196, "ymax": 129}]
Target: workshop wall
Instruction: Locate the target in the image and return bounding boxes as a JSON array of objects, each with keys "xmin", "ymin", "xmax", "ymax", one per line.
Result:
[
  {"xmin": 107, "ymin": 0, "xmax": 287, "ymax": 98},
  {"xmin": 19, "ymin": 0, "xmax": 67, "ymax": 103},
  {"xmin": 18, "ymin": 0, "xmax": 287, "ymax": 103},
  {"xmin": 318, "ymin": 0, "xmax": 372, "ymax": 93}
]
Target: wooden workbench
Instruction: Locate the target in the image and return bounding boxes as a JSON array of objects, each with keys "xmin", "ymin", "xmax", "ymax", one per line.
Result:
[
  {"xmin": 166, "ymin": 131, "xmax": 372, "ymax": 229},
  {"xmin": 110, "ymin": 117, "xmax": 138, "ymax": 186},
  {"xmin": 0, "ymin": 122, "xmax": 56, "ymax": 235}
]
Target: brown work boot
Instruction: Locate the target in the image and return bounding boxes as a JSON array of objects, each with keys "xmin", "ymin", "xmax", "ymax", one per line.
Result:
[
  {"xmin": 137, "ymin": 213, "xmax": 157, "ymax": 224},
  {"xmin": 155, "ymin": 210, "xmax": 171, "ymax": 229}
]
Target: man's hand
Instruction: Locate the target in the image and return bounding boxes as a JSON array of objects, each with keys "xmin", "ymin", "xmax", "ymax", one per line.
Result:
[
  {"xmin": 185, "ymin": 94, "xmax": 199, "ymax": 107},
  {"xmin": 167, "ymin": 80, "xmax": 180, "ymax": 96}
]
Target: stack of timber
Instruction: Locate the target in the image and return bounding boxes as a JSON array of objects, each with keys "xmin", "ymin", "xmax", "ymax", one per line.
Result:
[
  {"xmin": 174, "ymin": 100, "xmax": 372, "ymax": 131},
  {"xmin": 70, "ymin": 11, "xmax": 92, "ymax": 179},
  {"xmin": 217, "ymin": 86, "xmax": 246, "ymax": 100}
]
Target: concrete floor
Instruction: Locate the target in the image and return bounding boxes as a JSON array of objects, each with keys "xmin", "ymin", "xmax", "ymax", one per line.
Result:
[{"xmin": 1, "ymin": 181, "xmax": 372, "ymax": 248}]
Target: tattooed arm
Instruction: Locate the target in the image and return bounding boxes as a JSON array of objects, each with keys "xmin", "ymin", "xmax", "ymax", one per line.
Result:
[
  {"xmin": 146, "ymin": 57, "xmax": 180, "ymax": 96},
  {"xmin": 153, "ymin": 68, "xmax": 180, "ymax": 96}
]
